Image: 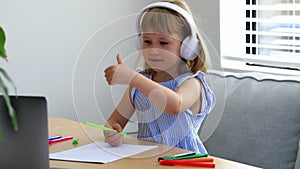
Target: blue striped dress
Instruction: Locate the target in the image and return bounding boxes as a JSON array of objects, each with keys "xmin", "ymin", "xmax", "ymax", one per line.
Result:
[{"xmin": 131, "ymin": 71, "xmax": 215, "ymax": 153}]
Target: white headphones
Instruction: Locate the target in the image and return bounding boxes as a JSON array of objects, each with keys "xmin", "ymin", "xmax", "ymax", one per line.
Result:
[{"xmin": 135, "ymin": 2, "xmax": 200, "ymax": 61}]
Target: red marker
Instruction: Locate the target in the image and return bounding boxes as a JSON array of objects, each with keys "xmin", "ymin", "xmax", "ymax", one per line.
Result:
[
  {"xmin": 48, "ymin": 136, "xmax": 73, "ymax": 144},
  {"xmin": 160, "ymin": 159, "xmax": 215, "ymax": 168},
  {"xmin": 170, "ymin": 158, "xmax": 214, "ymax": 163}
]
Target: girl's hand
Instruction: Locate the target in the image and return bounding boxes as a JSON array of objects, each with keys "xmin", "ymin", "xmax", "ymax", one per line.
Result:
[
  {"xmin": 103, "ymin": 123, "xmax": 123, "ymax": 147},
  {"xmin": 104, "ymin": 54, "xmax": 137, "ymax": 85}
]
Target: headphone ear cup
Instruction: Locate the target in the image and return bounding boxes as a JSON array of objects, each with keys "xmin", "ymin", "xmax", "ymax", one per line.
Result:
[
  {"xmin": 136, "ymin": 34, "xmax": 142, "ymax": 51},
  {"xmin": 180, "ymin": 36, "xmax": 201, "ymax": 60}
]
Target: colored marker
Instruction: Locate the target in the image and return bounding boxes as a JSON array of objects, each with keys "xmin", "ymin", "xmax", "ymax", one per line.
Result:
[
  {"xmin": 48, "ymin": 136, "xmax": 73, "ymax": 144},
  {"xmin": 167, "ymin": 157, "xmax": 214, "ymax": 163},
  {"xmin": 177, "ymin": 153, "xmax": 208, "ymax": 160},
  {"xmin": 159, "ymin": 153, "xmax": 208, "ymax": 160},
  {"xmin": 160, "ymin": 159, "xmax": 215, "ymax": 168},
  {"xmin": 158, "ymin": 152, "xmax": 196, "ymax": 161},
  {"xmin": 83, "ymin": 121, "xmax": 127, "ymax": 136},
  {"xmin": 48, "ymin": 135, "xmax": 62, "ymax": 140}
]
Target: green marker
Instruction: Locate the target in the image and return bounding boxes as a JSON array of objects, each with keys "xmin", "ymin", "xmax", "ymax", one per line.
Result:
[
  {"xmin": 160, "ymin": 153, "xmax": 208, "ymax": 160},
  {"xmin": 83, "ymin": 121, "xmax": 127, "ymax": 136}
]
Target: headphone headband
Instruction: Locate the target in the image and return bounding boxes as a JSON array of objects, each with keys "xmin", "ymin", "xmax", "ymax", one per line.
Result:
[{"xmin": 136, "ymin": 2, "xmax": 197, "ymax": 39}]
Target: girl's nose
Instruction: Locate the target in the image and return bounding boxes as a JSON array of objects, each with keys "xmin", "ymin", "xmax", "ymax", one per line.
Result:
[{"xmin": 148, "ymin": 47, "xmax": 160, "ymax": 55}]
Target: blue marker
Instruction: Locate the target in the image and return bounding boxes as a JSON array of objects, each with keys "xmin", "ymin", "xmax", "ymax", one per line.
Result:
[{"xmin": 48, "ymin": 135, "xmax": 62, "ymax": 140}]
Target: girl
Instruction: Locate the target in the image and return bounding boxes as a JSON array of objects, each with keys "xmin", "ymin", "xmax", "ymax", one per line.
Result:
[{"xmin": 104, "ymin": 0, "xmax": 215, "ymax": 153}]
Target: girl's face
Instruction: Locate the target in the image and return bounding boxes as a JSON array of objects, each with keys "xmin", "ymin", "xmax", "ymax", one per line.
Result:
[{"xmin": 141, "ymin": 32, "xmax": 182, "ymax": 73}]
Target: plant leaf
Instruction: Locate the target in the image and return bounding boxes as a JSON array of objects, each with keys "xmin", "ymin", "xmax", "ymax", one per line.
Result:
[
  {"xmin": 0, "ymin": 68, "xmax": 17, "ymax": 94},
  {"xmin": 0, "ymin": 128, "xmax": 2, "ymax": 141},
  {"xmin": 0, "ymin": 77, "xmax": 18, "ymax": 131},
  {"xmin": 0, "ymin": 27, "xmax": 7, "ymax": 60},
  {"xmin": 0, "ymin": 121, "xmax": 2, "ymax": 141}
]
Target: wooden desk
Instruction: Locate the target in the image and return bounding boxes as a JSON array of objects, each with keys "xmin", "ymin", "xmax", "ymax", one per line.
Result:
[{"xmin": 49, "ymin": 118, "xmax": 262, "ymax": 169}]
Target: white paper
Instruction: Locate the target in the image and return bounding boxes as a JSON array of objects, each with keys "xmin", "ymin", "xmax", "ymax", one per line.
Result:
[{"xmin": 49, "ymin": 142, "xmax": 157, "ymax": 163}]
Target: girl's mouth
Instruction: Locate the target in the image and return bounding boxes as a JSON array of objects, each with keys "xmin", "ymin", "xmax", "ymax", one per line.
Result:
[{"xmin": 149, "ymin": 58, "xmax": 164, "ymax": 62}]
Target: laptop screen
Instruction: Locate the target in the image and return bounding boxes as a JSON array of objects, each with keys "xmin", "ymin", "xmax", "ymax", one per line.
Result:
[{"xmin": 0, "ymin": 96, "xmax": 49, "ymax": 169}]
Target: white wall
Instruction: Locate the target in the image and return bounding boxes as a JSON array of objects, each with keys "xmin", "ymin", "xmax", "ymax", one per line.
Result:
[{"xmin": 0, "ymin": 0, "xmax": 220, "ymax": 125}]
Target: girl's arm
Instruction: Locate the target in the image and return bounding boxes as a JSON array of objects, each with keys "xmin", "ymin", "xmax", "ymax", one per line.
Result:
[
  {"xmin": 105, "ymin": 54, "xmax": 201, "ymax": 115},
  {"xmin": 105, "ymin": 86, "xmax": 135, "ymax": 129},
  {"xmin": 131, "ymin": 73, "xmax": 201, "ymax": 114},
  {"xmin": 104, "ymin": 87, "xmax": 135, "ymax": 146}
]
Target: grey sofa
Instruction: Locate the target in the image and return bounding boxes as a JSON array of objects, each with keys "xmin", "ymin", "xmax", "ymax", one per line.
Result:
[{"xmin": 200, "ymin": 71, "xmax": 300, "ymax": 169}]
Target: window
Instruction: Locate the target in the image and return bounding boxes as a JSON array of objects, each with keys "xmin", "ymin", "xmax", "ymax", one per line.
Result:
[{"xmin": 220, "ymin": 0, "xmax": 300, "ymax": 75}]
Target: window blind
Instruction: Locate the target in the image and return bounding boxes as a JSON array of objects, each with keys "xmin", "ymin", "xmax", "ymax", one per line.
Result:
[
  {"xmin": 220, "ymin": 0, "xmax": 300, "ymax": 74},
  {"xmin": 246, "ymin": 0, "xmax": 300, "ymax": 69}
]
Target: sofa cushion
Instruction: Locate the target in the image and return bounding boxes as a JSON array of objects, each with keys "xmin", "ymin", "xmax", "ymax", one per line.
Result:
[{"xmin": 202, "ymin": 72, "xmax": 300, "ymax": 169}]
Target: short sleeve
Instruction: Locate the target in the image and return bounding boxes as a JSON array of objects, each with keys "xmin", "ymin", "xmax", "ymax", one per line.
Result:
[{"xmin": 193, "ymin": 71, "xmax": 216, "ymax": 115}]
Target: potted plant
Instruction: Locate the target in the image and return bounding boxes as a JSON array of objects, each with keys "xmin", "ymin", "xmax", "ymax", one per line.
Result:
[{"xmin": 0, "ymin": 26, "xmax": 18, "ymax": 141}]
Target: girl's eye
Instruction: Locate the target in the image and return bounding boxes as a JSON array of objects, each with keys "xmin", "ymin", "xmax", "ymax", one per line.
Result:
[
  {"xmin": 160, "ymin": 41, "xmax": 169, "ymax": 45},
  {"xmin": 143, "ymin": 40, "xmax": 151, "ymax": 44}
]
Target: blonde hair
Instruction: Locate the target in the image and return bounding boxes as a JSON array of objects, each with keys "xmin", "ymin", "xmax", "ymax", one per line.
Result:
[{"xmin": 137, "ymin": 0, "xmax": 208, "ymax": 74}]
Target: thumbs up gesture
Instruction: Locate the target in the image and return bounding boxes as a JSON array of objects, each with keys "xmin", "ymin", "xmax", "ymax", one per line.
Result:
[{"xmin": 104, "ymin": 54, "xmax": 137, "ymax": 85}]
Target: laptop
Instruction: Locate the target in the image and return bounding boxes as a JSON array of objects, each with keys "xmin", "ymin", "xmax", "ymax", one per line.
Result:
[{"xmin": 0, "ymin": 96, "xmax": 50, "ymax": 169}]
